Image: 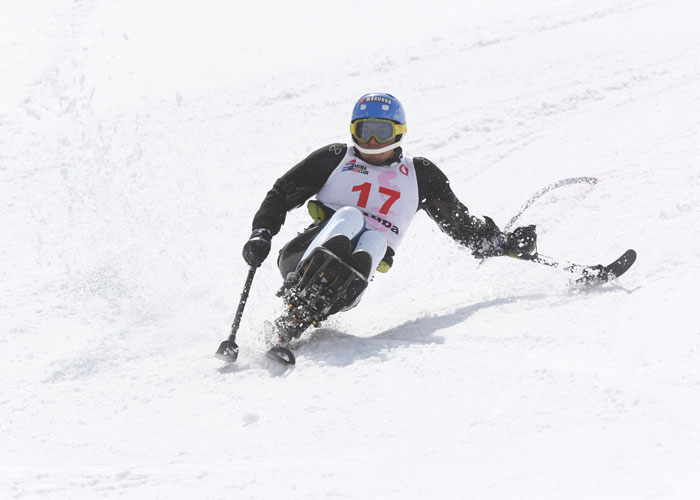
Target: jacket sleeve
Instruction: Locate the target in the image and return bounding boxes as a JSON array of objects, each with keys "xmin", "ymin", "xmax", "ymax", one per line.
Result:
[
  {"xmin": 251, "ymin": 144, "xmax": 346, "ymax": 235},
  {"xmin": 414, "ymin": 157, "xmax": 505, "ymax": 257}
]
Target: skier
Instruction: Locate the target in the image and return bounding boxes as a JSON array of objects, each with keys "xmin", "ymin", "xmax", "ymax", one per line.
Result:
[{"xmin": 242, "ymin": 92, "xmax": 537, "ymax": 346}]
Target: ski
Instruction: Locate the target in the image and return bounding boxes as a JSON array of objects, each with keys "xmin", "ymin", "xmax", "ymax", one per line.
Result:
[{"xmin": 265, "ymin": 346, "xmax": 296, "ymax": 365}]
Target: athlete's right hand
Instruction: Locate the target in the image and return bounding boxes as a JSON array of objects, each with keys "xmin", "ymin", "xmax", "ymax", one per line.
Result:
[{"xmin": 242, "ymin": 228, "xmax": 272, "ymax": 267}]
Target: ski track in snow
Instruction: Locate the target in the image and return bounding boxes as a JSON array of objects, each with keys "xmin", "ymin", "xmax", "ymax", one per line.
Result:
[{"xmin": 2, "ymin": 0, "xmax": 700, "ymax": 498}]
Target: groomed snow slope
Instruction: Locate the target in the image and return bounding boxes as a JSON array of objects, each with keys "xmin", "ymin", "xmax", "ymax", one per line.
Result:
[{"xmin": 2, "ymin": 0, "xmax": 700, "ymax": 498}]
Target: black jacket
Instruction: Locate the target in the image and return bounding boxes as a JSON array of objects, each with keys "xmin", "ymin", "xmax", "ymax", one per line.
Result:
[{"xmin": 251, "ymin": 143, "xmax": 503, "ymax": 257}]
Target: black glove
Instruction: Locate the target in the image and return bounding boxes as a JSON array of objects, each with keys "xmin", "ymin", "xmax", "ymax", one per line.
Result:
[
  {"xmin": 504, "ymin": 225, "xmax": 537, "ymax": 258},
  {"xmin": 242, "ymin": 228, "xmax": 272, "ymax": 267}
]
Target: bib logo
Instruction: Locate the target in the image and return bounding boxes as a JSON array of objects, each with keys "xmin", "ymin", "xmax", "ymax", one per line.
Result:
[
  {"xmin": 361, "ymin": 210, "xmax": 400, "ymax": 235},
  {"xmin": 341, "ymin": 159, "xmax": 368, "ymax": 175}
]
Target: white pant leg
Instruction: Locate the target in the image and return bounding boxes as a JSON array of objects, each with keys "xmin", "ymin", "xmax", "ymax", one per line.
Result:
[
  {"xmin": 341, "ymin": 230, "xmax": 388, "ymax": 311},
  {"xmin": 352, "ymin": 230, "xmax": 387, "ymax": 280},
  {"xmin": 298, "ymin": 206, "xmax": 366, "ymax": 268}
]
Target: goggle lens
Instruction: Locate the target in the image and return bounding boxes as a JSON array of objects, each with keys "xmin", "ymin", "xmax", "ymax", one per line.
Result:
[{"xmin": 353, "ymin": 120, "xmax": 397, "ymax": 143}]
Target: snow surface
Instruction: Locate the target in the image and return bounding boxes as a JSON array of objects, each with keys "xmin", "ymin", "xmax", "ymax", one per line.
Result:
[{"xmin": 2, "ymin": 0, "xmax": 700, "ymax": 498}]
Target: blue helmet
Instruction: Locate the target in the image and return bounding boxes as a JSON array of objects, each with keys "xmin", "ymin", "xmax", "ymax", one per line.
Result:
[
  {"xmin": 350, "ymin": 93, "xmax": 407, "ymax": 155},
  {"xmin": 351, "ymin": 93, "xmax": 406, "ymax": 125}
]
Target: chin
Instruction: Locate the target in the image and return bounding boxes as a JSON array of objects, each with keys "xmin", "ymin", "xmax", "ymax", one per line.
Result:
[{"xmin": 364, "ymin": 153, "xmax": 388, "ymax": 164}]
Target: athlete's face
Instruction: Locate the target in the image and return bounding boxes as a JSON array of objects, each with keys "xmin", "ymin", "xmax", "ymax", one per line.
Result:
[{"xmin": 356, "ymin": 137, "xmax": 397, "ymax": 165}]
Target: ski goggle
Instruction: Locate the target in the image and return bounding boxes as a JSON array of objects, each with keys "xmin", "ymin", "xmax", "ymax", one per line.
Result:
[{"xmin": 350, "ymin": 118, "xmax": 407, "ymax": 143}]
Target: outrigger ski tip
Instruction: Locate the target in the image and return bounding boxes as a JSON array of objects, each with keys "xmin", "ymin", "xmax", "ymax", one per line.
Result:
[
  {"xmin": 523, "ymin": 248, "xmax": 637, "ymax": 287},
  {"xmin": 574, "ymin": 248, "xmax": 637, "ymax": 286},
  {"xmin": 215, "ymin": 339, "xmax": 239, "ymax": 363}
]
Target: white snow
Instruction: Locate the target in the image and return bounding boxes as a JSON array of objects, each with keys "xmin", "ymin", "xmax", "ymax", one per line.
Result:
[{"xmin": 2, "ymin": 0, "xmax": 700, "ymax": 498}]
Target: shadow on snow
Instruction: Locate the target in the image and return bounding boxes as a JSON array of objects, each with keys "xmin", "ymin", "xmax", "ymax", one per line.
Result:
[{"xmin": 294, "ymin": 294, "xmax": 548, "ymax": 367}]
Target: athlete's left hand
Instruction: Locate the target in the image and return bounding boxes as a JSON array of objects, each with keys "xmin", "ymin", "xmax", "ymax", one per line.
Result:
[{"xmin": 505, "ymin": 225, "xmax": 537, "ymax": 258}]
